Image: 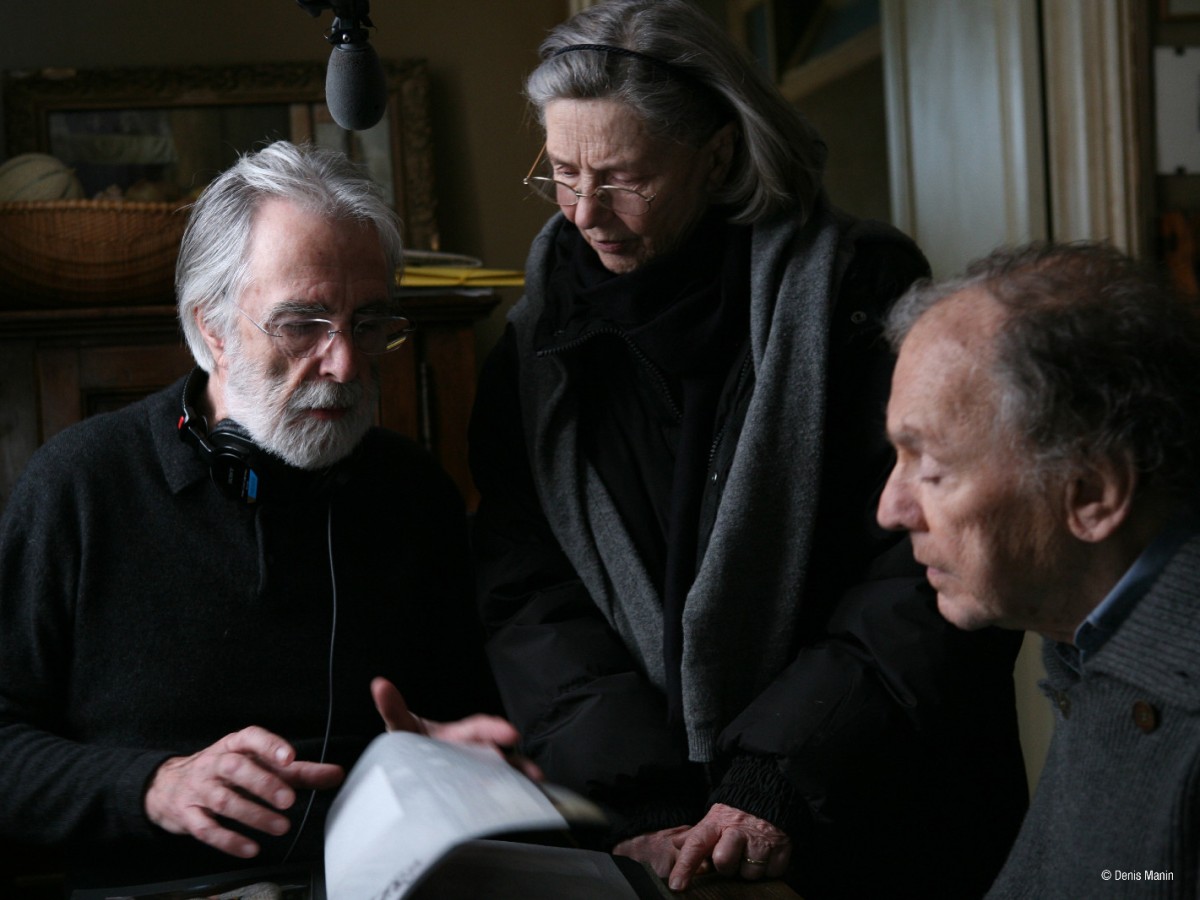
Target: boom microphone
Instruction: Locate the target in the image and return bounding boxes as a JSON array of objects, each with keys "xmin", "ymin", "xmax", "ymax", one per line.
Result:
[
  {"xmin": 297, "ymin": 0, "xmax": 388, "ymax": 131},
  {"xmin": 327, "ymin": 36, "xmax": 388, "ymax": 131}
]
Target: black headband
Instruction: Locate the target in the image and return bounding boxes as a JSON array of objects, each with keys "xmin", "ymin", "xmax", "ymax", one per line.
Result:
[
  {"xmin": 549, "ymin": 41, "xmax": 733, "ymax": 125},
  {"xmin": 550, "ymin": 43, "xmax": 686, "ymax": 79}
]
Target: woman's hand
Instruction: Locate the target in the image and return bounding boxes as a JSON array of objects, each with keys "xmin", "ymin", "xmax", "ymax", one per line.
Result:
[
  {"xmin": 668, "ymin": 803, "xmax": 791, "ymax": 891},
  {"xmin": 370, "ymin": 676, "xmax": 543, "ymax": 780},
  {"xmin": 613, "ymin": 825, "xmax": 695, "ymax": 879}
]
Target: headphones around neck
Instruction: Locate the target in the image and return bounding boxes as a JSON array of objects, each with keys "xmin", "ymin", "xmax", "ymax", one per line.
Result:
[
  {"xmin": 177, "ymin": 368, "xmax": 268, "ymax": 503},
  {"xmin": 177, "ymin": 367, "xmax": 357, "ymax": 504}
]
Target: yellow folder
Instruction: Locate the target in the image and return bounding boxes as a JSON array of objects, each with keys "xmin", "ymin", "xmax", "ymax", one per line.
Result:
[{"xmin": 398, "ymin": 266, "xmax": 525, "ymax": 288}]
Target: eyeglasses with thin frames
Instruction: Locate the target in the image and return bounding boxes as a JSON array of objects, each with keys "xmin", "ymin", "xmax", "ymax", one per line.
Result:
[
  {"xmin": 522, "ymin": 144, "xmax": 657, "ymax": 216},
  {"xmin": 238, "ymin": 307, "xmax": 415, "ymax": 359}
]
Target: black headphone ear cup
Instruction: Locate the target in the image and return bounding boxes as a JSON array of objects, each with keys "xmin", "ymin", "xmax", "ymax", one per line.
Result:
[
  {"xmin": 178, "ymin": 367, "xmax": 345, "ymax": 505},
  {"xmin": 177, "ymin": 369, "xmax": 267, "ymax": 503},
  {"xmin": 207, "ymin": 420, "xmax": 264, "ymax": 502}
]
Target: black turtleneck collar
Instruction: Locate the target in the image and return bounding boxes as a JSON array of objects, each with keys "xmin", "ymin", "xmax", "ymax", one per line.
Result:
[{"xmin": 538, "ymin": 210, "xmax": 751, "ymax": 380}]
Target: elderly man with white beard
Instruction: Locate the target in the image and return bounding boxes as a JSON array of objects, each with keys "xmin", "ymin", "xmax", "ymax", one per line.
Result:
[{"xmin": 0, "ymin": 141, "xmax": 520, "ymax": 892}]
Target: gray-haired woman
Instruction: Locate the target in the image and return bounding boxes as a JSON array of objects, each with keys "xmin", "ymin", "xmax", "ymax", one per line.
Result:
[{"xmin": 469, "ymin": 2, "xmax": 1027, "ymax": 896}]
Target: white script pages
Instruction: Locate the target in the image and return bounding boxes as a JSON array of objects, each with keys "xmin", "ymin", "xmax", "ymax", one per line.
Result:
[{"xmin": 323, "ymin": 731, "xmax": 662, "ymax": 900}]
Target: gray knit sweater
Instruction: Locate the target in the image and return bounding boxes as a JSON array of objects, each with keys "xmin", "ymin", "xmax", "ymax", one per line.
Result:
[{"xmin": 986, "ymin": 532, "xmax": 1200, "ymax": 899}]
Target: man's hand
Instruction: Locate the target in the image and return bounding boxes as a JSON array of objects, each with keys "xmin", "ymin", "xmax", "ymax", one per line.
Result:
[
  {"xmin": 144, "ymin": 726, "xmax": 345, "ymax": 859},
  {"xmin": 668, "ymin": 803, "xmax": 791, "ymax": 891},
  {"xmin": 370, "ymin": 677, "xmax": 543, "ymax": 780},
  {"xmin": 613, "ymin": 825, "xmax": 695, "ymax": 879}
]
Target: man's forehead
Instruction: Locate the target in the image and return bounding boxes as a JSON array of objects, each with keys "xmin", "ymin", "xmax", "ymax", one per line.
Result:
[
  {"xmin": 898, "ymin": 291, "xmax": 1005, "ymax": 383},
  {"xmin": 889, "ymin": 291, "xmax": 1006, "ymax": 445},
  {"xmin": 915, "ymin": 286, "xmax": 1005, "ymax": 342}
]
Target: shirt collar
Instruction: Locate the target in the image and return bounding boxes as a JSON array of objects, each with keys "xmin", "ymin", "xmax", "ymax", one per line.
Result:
[{"xmin": 1074, "ymin": 511, "xmax": 1200, "ymax": 663}]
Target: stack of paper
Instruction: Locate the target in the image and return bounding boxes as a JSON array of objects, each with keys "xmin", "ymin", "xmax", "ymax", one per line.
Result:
[{"xmin": 324, "ymin": 733, "xmax": 667, "ymax": 900}]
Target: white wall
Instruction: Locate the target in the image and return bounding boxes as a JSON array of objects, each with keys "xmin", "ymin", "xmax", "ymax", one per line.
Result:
[
  {"xmin": 882, "ymin": 0, "xmax": 1048, "ymax": 278},
  {"xmin": 881, "ymin": 0, "xmax": 1053, "ymax": 792}
]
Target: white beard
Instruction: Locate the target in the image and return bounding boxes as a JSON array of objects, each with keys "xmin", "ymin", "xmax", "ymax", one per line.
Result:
[{"xmin": 223, "ymin": 342, "xmax": 377, "ymax": 470}]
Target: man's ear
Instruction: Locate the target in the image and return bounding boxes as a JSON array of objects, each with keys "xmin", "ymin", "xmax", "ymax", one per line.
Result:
[
  {"xmin": 194, "ymin": 305, "xmax": 227, "ymax": 369},
  {"xmin": 1065, "ymin": 454, "xmax": 1137, "ymax": 543}
]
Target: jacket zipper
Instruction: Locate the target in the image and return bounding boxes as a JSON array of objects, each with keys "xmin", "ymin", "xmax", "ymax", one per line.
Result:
[
  {"xmin": 537, "ymin": 327, "xmax": 683, "ymax": 420},
  {"xmin": 706, "ymin": 349, "xmax": 753, "ymax": 476}
]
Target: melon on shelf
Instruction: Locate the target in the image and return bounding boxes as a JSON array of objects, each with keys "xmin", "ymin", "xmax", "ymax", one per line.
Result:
[{"xmin": 0, "ymin": 153, "xmax": 85, "ymax": 202}]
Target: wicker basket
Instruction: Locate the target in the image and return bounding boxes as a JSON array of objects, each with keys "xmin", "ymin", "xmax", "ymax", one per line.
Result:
[{"xmin": 0, "ymin": 199, "xmax": 190, "ymax": 306}]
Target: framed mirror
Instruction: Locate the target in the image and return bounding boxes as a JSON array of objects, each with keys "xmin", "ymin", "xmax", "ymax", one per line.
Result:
[{"xmin": 1, "ymin": 60, "xmax": 439, "ymax": 251}]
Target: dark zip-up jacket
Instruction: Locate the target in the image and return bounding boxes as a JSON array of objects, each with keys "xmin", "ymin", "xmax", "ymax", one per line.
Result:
[{"xmin": 470, "ymin": 205, "xmax": 1028, "ymax": 898}]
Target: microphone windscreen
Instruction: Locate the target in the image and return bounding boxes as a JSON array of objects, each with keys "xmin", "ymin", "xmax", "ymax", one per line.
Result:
[{"xmin": 325, "ymin": 43, "xmax": 388, "ymax": 131}]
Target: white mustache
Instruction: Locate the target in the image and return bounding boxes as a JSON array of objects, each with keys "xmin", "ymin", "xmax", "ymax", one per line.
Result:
[{"xmin": 288, "ymin": 379, "xmax": 364, "ymax": 412}]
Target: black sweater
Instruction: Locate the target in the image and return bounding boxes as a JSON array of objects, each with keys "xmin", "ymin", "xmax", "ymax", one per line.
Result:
[{"xmin": 0, "ymin": 375, "xmax": 496, "ymax": 887}]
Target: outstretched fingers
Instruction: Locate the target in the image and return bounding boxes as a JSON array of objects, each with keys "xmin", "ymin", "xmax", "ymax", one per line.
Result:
[{"xmin": 371, "ymin": 677, "xmax": 543, "ymax": 780}]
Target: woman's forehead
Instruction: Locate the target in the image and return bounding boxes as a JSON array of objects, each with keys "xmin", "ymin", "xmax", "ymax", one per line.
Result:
[{"xmin": 543, "ymin": 99, "xmax": 663, "ymax": 167}]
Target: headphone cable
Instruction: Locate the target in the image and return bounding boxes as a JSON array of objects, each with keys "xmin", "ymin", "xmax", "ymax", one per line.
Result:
[{"xmin": 282, "ymin": 498, "xmax": 338, "ymax": 863}]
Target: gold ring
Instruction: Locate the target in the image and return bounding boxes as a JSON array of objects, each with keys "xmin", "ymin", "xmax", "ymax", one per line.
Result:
[{"xmin": 744, "ymin": 857, "xmax": 768, "ymax": 866}]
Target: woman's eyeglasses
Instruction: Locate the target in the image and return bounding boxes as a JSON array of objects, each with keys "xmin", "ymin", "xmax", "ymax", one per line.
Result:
[{"xmin": 522, "ymin": 144, "xmax": 656, "ymax": 216}]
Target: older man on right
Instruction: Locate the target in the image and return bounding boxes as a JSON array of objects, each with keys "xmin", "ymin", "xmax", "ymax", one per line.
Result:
[{"xmin": 876, "ymin": 241, "xmax": 1200, "ymax": 898}]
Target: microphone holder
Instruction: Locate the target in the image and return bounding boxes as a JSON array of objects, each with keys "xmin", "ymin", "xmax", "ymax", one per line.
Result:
[{"xmin": 296, "ymin": 0, "xmax": 375, "ymax": 47}]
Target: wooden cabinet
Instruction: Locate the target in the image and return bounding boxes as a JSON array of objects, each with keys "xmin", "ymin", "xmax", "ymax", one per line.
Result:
[
  {"xmin": 0, "ymin": 291, "xmax": 498, "ymax": 512},
  {"xmin": 377, "ymin": 291, "xmax": 501, "ymax": 509}
]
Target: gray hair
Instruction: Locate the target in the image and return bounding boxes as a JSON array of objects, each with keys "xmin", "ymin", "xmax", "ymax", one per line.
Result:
[
  {"xmin": 176, "ymin": 140, "xmax": 403, "ymax": 372},
  {"xmin": 525, "ymin": 0, "xmax": 826, "ymax": 225},
  {"xmin": 887, "ymin": 241, "xmax": 1200, "ymax": 498}
]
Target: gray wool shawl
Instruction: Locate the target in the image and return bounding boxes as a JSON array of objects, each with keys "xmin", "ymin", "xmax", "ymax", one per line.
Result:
[{"xmin": 509, "ymin": 204, "xmax": 849, "ymax": 761}]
